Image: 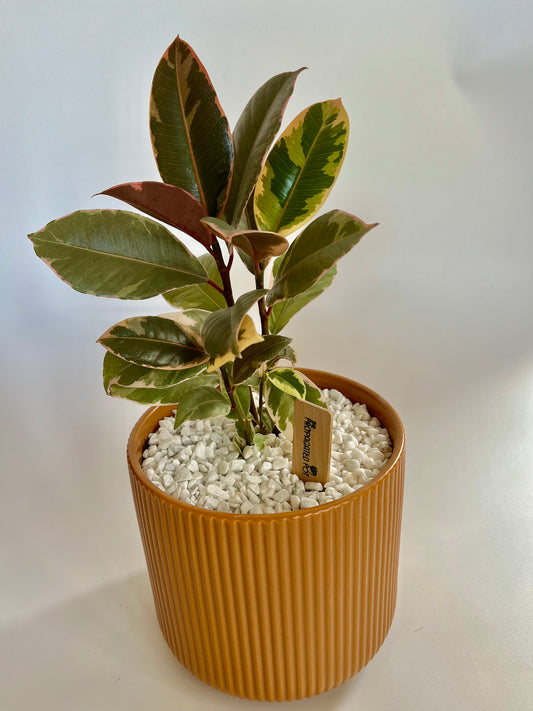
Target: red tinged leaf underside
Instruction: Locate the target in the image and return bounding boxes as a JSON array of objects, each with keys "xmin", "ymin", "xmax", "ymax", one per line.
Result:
[{"xmin": 98, "ymin": 181, "xmax": 213, "ymax": 247}]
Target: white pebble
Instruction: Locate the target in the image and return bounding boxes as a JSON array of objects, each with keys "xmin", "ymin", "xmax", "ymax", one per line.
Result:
[
  {"xmin": 142, "ymin": 390, "xmax": 392, "ymax": 512},
  {"xmin": 206, "ymin": 484, "xmax": 230, "ymax": 500},
  {"xmin": 217, "ymin": 460, "xmax": 229, "ymax": 475}
]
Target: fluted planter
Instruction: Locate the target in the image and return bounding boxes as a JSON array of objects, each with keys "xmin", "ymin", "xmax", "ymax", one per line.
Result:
[{"xmin": 127, "ymin": 368, "xmax": 405, "ymax": 701}]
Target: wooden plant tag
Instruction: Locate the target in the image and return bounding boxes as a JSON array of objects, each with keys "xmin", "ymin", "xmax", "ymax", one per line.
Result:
[{"xmin": 292, "ymin": 399, "xmax": 333, "ymax": 484}]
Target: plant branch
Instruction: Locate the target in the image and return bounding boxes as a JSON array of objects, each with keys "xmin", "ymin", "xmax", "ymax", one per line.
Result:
[
  {"xmin": 258, "ymin": 370, "xmax": 267, "ymax": 433},
  {"xmin": 211, "ymin": 238, "xmax": 234, "ymax": 306},
  {"xmin": 220, "ymin": 366, "xmax": 253, "ymax": 445},
  {"xmin": 255, "ymin": 264, "xmax": 269, "ymax": 335},
  {"xmin": 249, "ymin": 386, "xmax": 260, "ymax": 425}
]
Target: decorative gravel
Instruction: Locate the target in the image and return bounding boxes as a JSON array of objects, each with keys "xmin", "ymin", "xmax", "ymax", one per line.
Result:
[{"xmin": 141, "ymin": 388, "xmax": 393, "ymax": 514}]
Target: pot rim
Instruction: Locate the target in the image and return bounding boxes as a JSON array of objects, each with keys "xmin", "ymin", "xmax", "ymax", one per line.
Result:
[{"xmin": 127, "ymin": 368, "xmax": 406, "ymax": 520}]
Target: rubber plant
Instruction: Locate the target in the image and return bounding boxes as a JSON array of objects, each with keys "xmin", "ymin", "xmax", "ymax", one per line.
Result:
[{"xmin": 29, "ymin": 35, "xmax": 377, "ymax": 447}]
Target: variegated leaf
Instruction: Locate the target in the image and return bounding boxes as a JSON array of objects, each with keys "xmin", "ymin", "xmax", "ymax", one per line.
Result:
[
  {"xmin": 29, "ymin": 210, "xmax": 208, "ymax": 299},
  {"xmin": 174, "ymin": 385, "xmax": 231, "ymax": 428},
  {"xmin": 150, "ymin": 36, "xmax": 233, "ymax": 215},
  {"xmin": 224, "ymin": 68, "xmax": 305, "ymax": 226},
  {"xmin": 103, "ymin": 352, "xmax": 206, "ymax": 392},
  {"xmin": 265, "ymin": 368, "xmax": 326, "ymax": 432},
  {"xmin": 267, "ymin": 367, "xmax": 306, "ymax": 399},
  {"xmin": 202, "ymin": 217, "xmax": 288, "ymax": 266},
  {"xmin": 266, "ymin": 210, "xmax": 377, "ymax": 307},
  {"xmin": 232, "ymin": 335, "xmax": 292, "ymax": 384},
  {"xmin": 254, "ymin": 99, "xmax": 349, "ymax": 236},
  {"xmin": 106, "ymin": 372, "xmax": 218, "ymax": 406},
  {"xmin": 269, "ymin": 258, "xmax": 337, "ymax": 334},
  {"xmin": 164, "ymin": 253, "xmax": 227, "ymax": 311},
  {"xmin": 98, "ymin": 181, "xmax": 212, "ymax": 246},
  {"xmin": 298, "ymin": 371, "xmax": 328, "ymax": 409},
  {"xmin": 265, "ymin": 380, "xmax": 295, "ymax": 433},
  {"xmin": 202, "ymin": 289, "xmax": 267, "ymax": 367},
  {"xmin": 98, "ymin": 314, "xmax": 208, "ymax": 370}
]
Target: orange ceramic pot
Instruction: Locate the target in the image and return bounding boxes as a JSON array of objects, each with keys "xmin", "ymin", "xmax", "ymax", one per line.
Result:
[{"xmin": 127, "ymin": 369, "xmax": 406, "ymax": 701}]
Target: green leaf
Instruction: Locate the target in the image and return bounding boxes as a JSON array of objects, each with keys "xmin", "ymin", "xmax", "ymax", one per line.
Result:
[
  {"xmin": 174, "ymin": 385, "xmax": 231, "ymax": 428},
  {"xmin": 233, "ymin": 383, "xmax": 251, "ymax": 421},
  {"xmin": 269, "ymin": 261, "xmax": 337, "ymax": 334},
  {"xmin": 98, "ymin": 181, "xmax": 212, "ymax": 246},
  {"xmin": 270, "ymin": 343, "xmax": 297, "ymax": 366},
  {"xmin": 164, "ymin": 253, "xmax": 227, "ymax": 311},
  {"xmin": 266, "ymin": 209, "xmax": 377, "ymax": 307},
  {"xmin": 224, "ymin": 68, "xmax": 305, "ymax": 226},
  {"xmin": 29, "ymin": 210, "xmax": 208, "ymax": 299},
  {"xmin": 202, "ymin": 289, "xmax": 267, "ymax": 363},
  {"xmin": 254, "ymin": 99, "xmax": 349, "ymax": 236},
  {"xmin": 103, "ymin": 352, "xmax": 206, "ymax": 391},
  {"xmin": 202, "ymin": 217, "xmax": 288, "ymax": 266},
  {"xmin": 150, "ymin": 36, "xmax": 233, "ymax": 215},
  {"xmin": 253, "ymin": 432, "xmax": 267, "ymax": 450},
  {"xmin": 266, "ymin": 367, "xmax": 306, "ymax": 399},
  {"xmin": 232, "ymin": 335, "xmax": 292, "ymax": 384},
  {"xmin": 98, "ymin": 314, "xmax": 208, "ymax": 370}
]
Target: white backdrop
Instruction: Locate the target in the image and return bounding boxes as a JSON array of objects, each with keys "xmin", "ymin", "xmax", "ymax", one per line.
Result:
[{"xmin": 2, "ymin": 1, "xmax": 532, "ymax": 709}]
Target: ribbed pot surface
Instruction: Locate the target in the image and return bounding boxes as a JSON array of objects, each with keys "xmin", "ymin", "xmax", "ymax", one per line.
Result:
[{"xmin": 127, "ymin": 369, "xmax": 405, "ymax": 700}]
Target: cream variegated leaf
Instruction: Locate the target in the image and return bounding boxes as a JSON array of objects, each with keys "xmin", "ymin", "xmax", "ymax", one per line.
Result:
[
  {"xmin": 202, "ymin": 289, "xmax": 267, "ymax": 368},
  {"xmin": 267, "ymin": 210, "xmax": 377, "ymax": 307},
  {"xmin": 254, "ymin": 100, "xmax": 349, "ymax": 236},
  {"xmin": 103, "ymin": 352, "xmax": 206, "ymax": 392},
  {"xmin": 98, "ymin": 314, "xmax": 208, "ymax": 370},
  {"xmin": 269, "ymin": 258, "xmax": 337, "ymax": 334}
]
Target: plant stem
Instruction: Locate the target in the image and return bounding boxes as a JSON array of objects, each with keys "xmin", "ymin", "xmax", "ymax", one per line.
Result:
[
  {"xmin": 220, "ymin": 366, "xmax": 237, "ymax": 410},
  {"xmin": 258, "ymin": 369, "xmax": 267, "ymax": 433},
  {"xmin": 211, "ymin": 239, "xmax": 234, "ymax": 306},
  {"xmin": 220, "ymin": 366, "xmax": 253, "ymax": 445},
  {"xmin": 249, "ymin": 386, "xmax": 260, "ymax": 425},
  {"xmin": 255, "ymin": 265, "xmax": 269, "ymax": 335}
]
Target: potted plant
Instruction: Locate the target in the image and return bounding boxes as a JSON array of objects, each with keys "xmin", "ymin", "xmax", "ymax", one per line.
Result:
[{"xmin": 29, "ymin": 35, "xmax": 406, "ymax": 701}]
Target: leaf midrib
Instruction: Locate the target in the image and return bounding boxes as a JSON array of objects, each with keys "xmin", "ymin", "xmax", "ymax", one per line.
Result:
[
  {"xmin": 270, "ymin": 112, "xmax": 327, "ymax": 233},
  {"xmin": 35, "ymin": 235, "xmax": 205, "ymax": 280}
]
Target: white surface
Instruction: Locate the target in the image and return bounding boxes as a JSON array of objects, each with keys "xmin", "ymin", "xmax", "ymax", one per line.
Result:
[{"xmin": 1, "ymin": 1, "xmax": 532, "ymax": 708}]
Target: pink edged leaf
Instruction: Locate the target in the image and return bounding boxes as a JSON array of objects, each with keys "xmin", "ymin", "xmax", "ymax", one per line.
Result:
[
  {"xmin": 150, "ymin": 36, "xmax": 233, "ymax": 216},
  {"xmin": 224, "ymin": 68, "xmax": 306, "ymax": 227},
  {"xmin": 28, "ymin": 209, "xmax": 208, "ymax": 300},
  {"xmin": 98, "ymin": 182, "xmax": 212, "ymax": 246},
  {"xmin": 266, "ymin": 209, "xmax": 378, "ymax": 307},
  {"xmin": 202, "ymin": 216, "xmax": 288, "ymax": 267}
]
